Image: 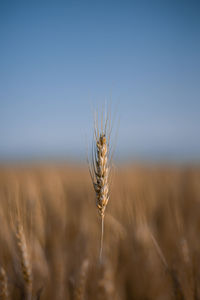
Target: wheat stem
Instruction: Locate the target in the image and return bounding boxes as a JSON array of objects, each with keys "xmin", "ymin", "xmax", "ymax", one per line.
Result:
[
  {"xmin": 89, "ymin": 109, "xmax": 111, "ymax": 264},
  {"xmin": 99, "ymin": 215, "xmax": 105, "ymax": 264}
]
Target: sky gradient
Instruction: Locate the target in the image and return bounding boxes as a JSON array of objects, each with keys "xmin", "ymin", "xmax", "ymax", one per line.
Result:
[{"xmin": 1, "ymin": 0, "xmax": 200, "ymax": 161}]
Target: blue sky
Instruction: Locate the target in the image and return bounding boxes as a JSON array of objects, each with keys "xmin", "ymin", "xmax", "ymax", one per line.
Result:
[{"xmin": 0, "ymin": 0, "xmax": 200, "ymax": 161}]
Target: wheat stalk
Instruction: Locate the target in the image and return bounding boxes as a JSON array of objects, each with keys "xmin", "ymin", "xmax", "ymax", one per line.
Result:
[
  {"xmin": 16, "ymin": 222, "xmax": 32, "ymax": 300},
  {"xmin": 89, "ymin": 110, "xmax": 111, "ymax": 263},
  {"xmin": 97, "ymin": 261, "xmax": 115, "ymax": 300},
  {"xmin": 150, "ymin": 232, "xmax": 184, "ymax": 300},
  {"xmin": 0, "ymin": 268, "xmax": 8, "ymax": 300},
  {"xmin": 73, "ymin": 259, "xmax": 89, "ymax": 300}
]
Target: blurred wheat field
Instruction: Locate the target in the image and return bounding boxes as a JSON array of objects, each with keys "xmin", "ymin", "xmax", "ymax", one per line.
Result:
[{"xmin": 0, "ymin": 163, "xmax": 200, "ymax": 300}]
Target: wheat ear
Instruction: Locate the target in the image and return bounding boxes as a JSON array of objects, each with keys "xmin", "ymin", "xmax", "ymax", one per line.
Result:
[
  {"xmin": 73, "ymin": 259, "xmax": 89, "ymax": 300},
  {"xmin": 89, "ymin": 111, "xmax": 111, "ymax": 263},
  {"xmin": 16, "ymin": 222, "xmax": 32, "ymax": 300},
  {"xmin": 0, "ymin": 268, "xmax": 8, "ymax": 300}
]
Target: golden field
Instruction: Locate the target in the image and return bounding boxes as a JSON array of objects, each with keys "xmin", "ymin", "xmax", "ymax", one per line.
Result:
[{"xmin": 0, "ymin": 163, "xmax": 200, "ymax": 300}]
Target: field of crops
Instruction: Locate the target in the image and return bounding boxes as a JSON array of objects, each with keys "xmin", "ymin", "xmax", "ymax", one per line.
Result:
[{"xmin": 0, "ymin": 163, "xmax": 200, "ymax": 300}]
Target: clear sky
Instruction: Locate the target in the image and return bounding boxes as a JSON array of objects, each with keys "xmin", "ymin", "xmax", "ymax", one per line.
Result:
[{"xmin": 0, "ymin": 0, "xmax": 200, "ymax": 162}]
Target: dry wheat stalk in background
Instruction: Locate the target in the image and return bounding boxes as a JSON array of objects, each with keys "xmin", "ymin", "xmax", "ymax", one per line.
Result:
[
  {"xmin": 150, "ymin": 232, "xmax": 185, "ymax": 300},
  {"xmin": 73, "ymin": 258, "xmax": 89, "ymax": 300},
  {"xmin": 97, "ymin": 261, "xmax": 115, "ymax": 300},
  {"xmin": 16, "ymin": 222, "xmax": 32, "ymax": 300},
  {"xmin": 89, "ymin": 110, "xmax": 111, "ymax": 263},
  {"xmin": 0, "ymin": 267, "xmax": 9, "ymax": 300}
]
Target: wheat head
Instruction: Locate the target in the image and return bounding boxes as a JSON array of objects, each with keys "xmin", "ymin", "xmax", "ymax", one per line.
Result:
[
  {"xmin": 89, "ymin": 110, "xmax": 111, "ymax": 262},
  {"xmin": 0, "ymin": 267, "xmax": 8, "ymax": 300},
  {"xmin": 93, "ymin": 133, "xmax": 109, "ymax": 218},
  {"xmin": 16, "ymin": 222, "xmax": 32, "ymax": 299},
  {"xmin": 73, "ymin": 259, "xmax": 89, "ymax": 300}
]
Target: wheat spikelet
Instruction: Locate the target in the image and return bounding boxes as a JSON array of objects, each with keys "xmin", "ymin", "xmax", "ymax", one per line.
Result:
[
  {"xmin": 0, "ymin": 268, "xmax": 8, "ymax": 300},
  {"xmin": 16, "ymin": 222, "xmax": 32, "ymax": 300},
  {"xmin": 73, "ymin": 259, "xmax": 89, "ymax": 300}
]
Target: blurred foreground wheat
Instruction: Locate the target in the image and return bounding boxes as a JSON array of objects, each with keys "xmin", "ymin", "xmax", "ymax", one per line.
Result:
[{"xmin": 0, "ymin": 164, "xmax": 200, "ymax": 299}]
